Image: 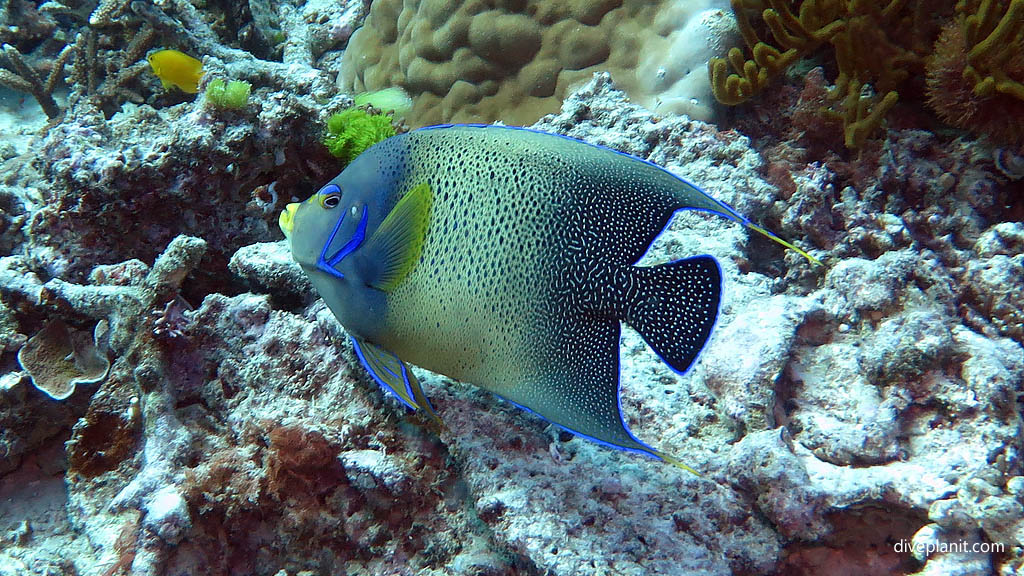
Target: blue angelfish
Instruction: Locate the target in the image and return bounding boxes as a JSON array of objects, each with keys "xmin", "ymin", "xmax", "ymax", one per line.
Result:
[{"xmin": 280, "ymin": 124, "xmax": 814, "ymax": 473}]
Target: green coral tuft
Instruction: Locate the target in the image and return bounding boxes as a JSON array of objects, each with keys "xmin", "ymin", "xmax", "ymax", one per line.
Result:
[
  {"xmin": 353, "ymin": 87, "xmax": 413, "ymax": 119},
  {"xmin": 205, "ymin": 78, "xmax": 251, "ymax": 109},
  {"xmin": 323, "ymin": 108, "xmax": 397, "ymax": 164}
]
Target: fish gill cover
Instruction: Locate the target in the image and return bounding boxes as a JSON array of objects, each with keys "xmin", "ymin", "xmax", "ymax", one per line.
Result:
[{"xmin": 0, "ymin": 2, "xmax": 1021, "ymax": 576}]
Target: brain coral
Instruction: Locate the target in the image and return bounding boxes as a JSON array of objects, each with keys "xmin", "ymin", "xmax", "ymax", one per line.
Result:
[{"xmin": 340, "ymin": 0, "xmax": 736, "ymax": 126}]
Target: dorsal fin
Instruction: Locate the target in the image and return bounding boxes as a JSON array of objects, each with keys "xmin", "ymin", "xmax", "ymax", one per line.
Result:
[
  {"xmin": 744, "ymin": 222, "xmax": 821, "ymax": 265},
  {"xmin": 364, "ymin": 181, "xmax": 433, "ymax": 291},
  {"xmin": 670, "ymin": 178, "xmax": 821, "ymax": 265}
]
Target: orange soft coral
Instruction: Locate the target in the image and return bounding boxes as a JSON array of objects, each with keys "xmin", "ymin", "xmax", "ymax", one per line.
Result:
[
  {"xmin": 926, "ymin": 0, "xmax": 1024, "ymax": 149},
  {"xmin": 710, "ymin": 0, "xmax": 954, "ymax": 149}
]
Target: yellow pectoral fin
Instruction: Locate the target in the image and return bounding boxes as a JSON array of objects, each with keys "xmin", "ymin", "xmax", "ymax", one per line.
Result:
[{"xmin": 365, "ymin": 181, "xmax": 434, "ymax": 291}]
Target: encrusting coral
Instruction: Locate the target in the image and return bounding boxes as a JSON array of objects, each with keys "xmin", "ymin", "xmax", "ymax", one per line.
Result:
[{"xmin": 16, "ymin": 319, "xmax": 109, "ymax": 400}]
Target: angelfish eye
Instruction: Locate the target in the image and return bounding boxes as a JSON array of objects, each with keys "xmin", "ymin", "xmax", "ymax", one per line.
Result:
[{"xmin": 317, "ymin": 183, "xmax": 342, "ymax": 209}]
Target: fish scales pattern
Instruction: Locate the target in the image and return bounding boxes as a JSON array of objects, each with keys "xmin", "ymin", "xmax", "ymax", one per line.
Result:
[
  {"xmin": 282, "ymin": 125, "xmax": 741, "ymax": 464},
  {"xmin": 377, "ymin": 126, "xmax": 712, "ymax": 451}
]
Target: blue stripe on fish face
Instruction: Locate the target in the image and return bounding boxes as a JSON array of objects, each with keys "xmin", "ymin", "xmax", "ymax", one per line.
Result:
[{"xmin": 317, "ymin": 204, "xmax": 369, "ymax": 279}]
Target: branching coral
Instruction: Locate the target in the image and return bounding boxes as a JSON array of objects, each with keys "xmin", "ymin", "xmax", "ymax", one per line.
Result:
[
  {"xmin": 0, "ymin": 42, "xmax": 72, "ymax": 119},
  {"xmin": 710, "ymin": 0, "xmax": 952, "ymax": 148},
  {"xmin": 64, "ymin": 1, "xmax": 256, "ymax": 115},
  {"xmin": 64, "ymin": 25, "xmax": 157, "ymax": 114},
  {"xmin": 961, "ymin": 0, "xmax": 1024, "ymax": 99},
  {"xmin": 89, "ymin": 0, "xmax": 132, "ymax": 26},
  {"xmin": 709, "ymin": 0, "xmax": 847, "ymax": 106},
  {"xmin": 38, "ymin": 235, "xmax": 207, "ymax": 354}
]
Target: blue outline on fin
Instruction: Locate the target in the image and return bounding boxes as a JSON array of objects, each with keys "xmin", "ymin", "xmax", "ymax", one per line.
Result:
[
  {"xmin": 383, "ymin": 354, "xmax": 418, "ymax": 406},
  {"xmin": 316, "ymin": 205, "xmax": 369, "ymax": 279},
  {"xmin": 495, "ymin": 385, "xmax": 661, "ymax": 463},
  {"xmin": 479, "ymin": 324, "xmax": 670, "ymax": 464},
  {"xmin": 387, "ymin": 124, "xmax": 716, "ymax": 465},
  {"xmin": 398, "ymin": 362, "xmax": 420, "ymax": 409},
  {"xmin": 352, "ymin": 330, "xmax": 668, "ymax": 463},
  {"xmin": 415, "ymin": 124, "xmax": 807, "ymax": 260},
  {"xmin": 631, "ymin": 207, "xmax": 739, "ymax": 266},
  {"xmin": 415, "ymin": 123, "xmax": 750, "ymax": 222},
  {"xmin": 641, "ymin": 255, "xmax": 723, "ymax": 379},
  {"xmin": 412, "ymin": 373, "xmax": 438, "ymax": 415},
  {"xmin": 626, "ymin": 246, "xmax": 724, "ymax": 379},
  {"xmin": 350, "ymin": 336, "xmax": 417, "ymax": 410}
]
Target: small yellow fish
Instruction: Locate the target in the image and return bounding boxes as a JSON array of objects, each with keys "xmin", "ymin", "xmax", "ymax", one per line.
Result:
[{"xmin": 147, "ymin": 49, "xmax": 203, "ymax": 94}]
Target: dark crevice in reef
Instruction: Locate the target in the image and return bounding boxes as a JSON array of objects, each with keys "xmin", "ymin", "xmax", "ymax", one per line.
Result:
[
  {"xmin": 181, "ymin": 264, "xmax": 247, "ymax": 306},
  {"xmin": 745, "ymin": 230, "xmax": 795, "ymax": 287},
  {"xmin": 778, "ymin": 505, "xmax": 929, "ymax": 576},
  {"xmin": 265, "ymin": 289, "xmax": 317, "ymax": 316}
]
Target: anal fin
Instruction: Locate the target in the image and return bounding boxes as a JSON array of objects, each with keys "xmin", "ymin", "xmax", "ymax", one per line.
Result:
[{"xmin": 498, "ymin": 316, "xmax": 699, "ymax": 475}]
